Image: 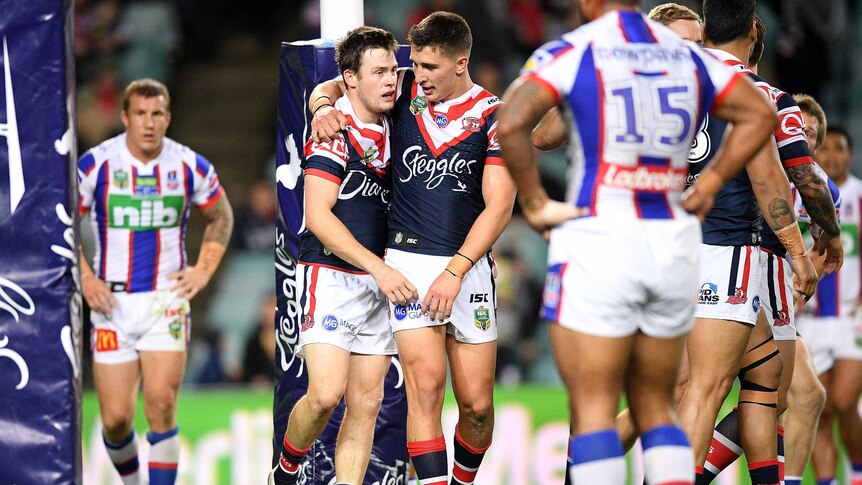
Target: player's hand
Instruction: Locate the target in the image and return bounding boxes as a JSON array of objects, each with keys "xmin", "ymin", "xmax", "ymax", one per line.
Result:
[
  {"xmin": 422, "ymin": 270, "xmax": 463, "ymax": 322},
  {"xmin": 372, "ymin": 265, "xmax": 418, "ymax": 306},
  {"xmin": 311, "ymin": 105, "xmax": 347, "ymax": 143},
  {"xmin": 816, "ymin": 232, "xmax": 843, "ymax": 275},
  {"xmin": 522, "ymin": 199, "xmax": 586, "ymax": 235},
  {"xmin": 681, "ymin": 185, "xmax": 714, "ymax": 221},
  {"xmin": 789, "ymin": 253, "xmax": 818, "ymax": 300},
  {"xmin": 168, "ymin": 265, "xmax": 211, "ymax": 301},
  {"xmin": 81, "ymin": 274, "xmax": 118, "ymax": 317}
]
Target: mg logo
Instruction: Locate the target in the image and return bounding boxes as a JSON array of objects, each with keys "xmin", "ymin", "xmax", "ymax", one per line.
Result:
[{"xmin": 0, "ymin": 37, "xmax": 24, "ymax": 214}]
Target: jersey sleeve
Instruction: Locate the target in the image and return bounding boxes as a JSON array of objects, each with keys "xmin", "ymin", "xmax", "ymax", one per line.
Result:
[
  {"xmin": 77, "ymin": 150, "xmax": 98, "ymax": 214},
  {"xmin": 773, "ymin": 93, "xmax": 814, "ymax": 169},
  {"xmin": 689, "ymin": 46, "xmax": 746, "ymax": 115},
  {"xmin": 191, "ymin": 153, "xmax": 224, "ymax": 210},
  {"xmin": 484, "ymin": 107, "xmax": 504, "ymax": 166},
  {"xmin": 519, "ymin": 39, "xmax": 577, "ymax": 104},
  {"xmin": 303, "ymin": 133, "xmax": 350, "ymax": 184}
]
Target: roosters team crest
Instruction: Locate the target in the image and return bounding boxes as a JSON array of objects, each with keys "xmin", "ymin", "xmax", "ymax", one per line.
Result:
[{"xmin": 726, "ymin": 287, "xmax": 748, "ymax": 305}]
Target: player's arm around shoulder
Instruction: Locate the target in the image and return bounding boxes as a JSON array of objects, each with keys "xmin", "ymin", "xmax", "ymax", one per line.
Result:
[
  {"xmin": 304, "ymin": 174, "xmax": 417, "ymax": 306},
  {"xmin": 309, "ymin": 80, "xmax": 348, "ymax": 143}
]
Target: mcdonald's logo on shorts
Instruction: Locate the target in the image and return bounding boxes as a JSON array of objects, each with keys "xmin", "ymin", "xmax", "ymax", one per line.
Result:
[{"xmin": 94, "ymin": 329, "xmax": 119, "ymax": 351}]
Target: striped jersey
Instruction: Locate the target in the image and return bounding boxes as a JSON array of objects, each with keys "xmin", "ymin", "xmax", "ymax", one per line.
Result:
[
  {"xmin": 388, "ymin": 69, "xmax": 502, "ymax": 256},
  {"xmin": 521, "ymin": 9, "xmax": 742, "ymax": 220},
  {"xmin": 299, "ymin": 94, "xmax": 391, "ymax": 273},
  {"xmin": 78, "ymin": 133, "xmax": 224, "ymax": 293},
  {"xmin": 696, "ymin": 49, "xmax": 815, "ymax": 248},
  {"xmin": 809, "ymin": 175, "xmax": 862, "ymax": 317}
]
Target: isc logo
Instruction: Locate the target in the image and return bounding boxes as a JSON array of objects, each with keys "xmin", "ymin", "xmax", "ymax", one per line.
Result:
[{"xmin": 469, "ymin": 293, "xmax": 488, "ymax": 303}]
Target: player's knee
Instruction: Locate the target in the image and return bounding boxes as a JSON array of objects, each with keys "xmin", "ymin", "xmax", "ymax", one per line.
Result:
[
  {"xmin": 793, "ymin": 381, "xmax": 827, "ymax": 418},
  {"xmin": 458, "ymin": 395, "xmax": 494, "ymax": 424},
  {"xmin": 101, "ymin": 413, "xmax": 134, "ymax": 437},
  {"xmin": 345, "ymin": 388, "xmax": 384, "ymax": 419},
  {"xmin": 829, "ymin": 388, "xmax": 862, "ymax": 419},
  {"xmin": 687, "ymin": 371, "xmax": 737, "ymax": 402},
  {"xmin": 144, "ymin": 393, "xmax": 177, "ymax": 423},
  {"xmin": 738, "ymin": 341, "xmax": 782, "ymax": 408},
  {"xmin": 307, "ymin": 386, "xmax": 345, "ymax": 416}
]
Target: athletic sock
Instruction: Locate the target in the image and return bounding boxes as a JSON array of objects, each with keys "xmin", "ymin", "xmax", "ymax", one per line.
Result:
[
  {"xmin": 407, "ymin": 436, "xmax": 448, "ymax": 485},
  {"xmin": 568, "ymin": 429, "xmax": 625, "ymax": 484},
  {"xmin": 272, "ymin": 434, "xmax": 310, "ymax": 485},
  {"xmin": 784, "ymin": 477, "xmax": 802, "ymax": 485},
  {"xmin": 147, "ymin": 427, "xmax": 179, "ymax": 485},
  {"xmin": 776, "ymin": 425, "xmax": 785, "ymax": 484},
  {"xmin": 641, "ymin": 424, "xmax": 694, "ymax": 485},
  {"xmin": 103, "ymin": 429, "xmax": 141, "ymax": 485},
  {"xmin": 748, "ymin": 459, "xmax": 780, "ymax": 485},
  {"xmin": 703, "ymin": 409, "xmax": 742, "ymax": 481},
  {"xmin": 450, "ymin": 426, "xmax": 490, "ymax": 485},
  {"xmin": 851, "ymin": 461, "xmax": 862, "ymax": 485},
  {"xmin": 815, "ymin": 478, "xmax": 836, "ymax": 485}
]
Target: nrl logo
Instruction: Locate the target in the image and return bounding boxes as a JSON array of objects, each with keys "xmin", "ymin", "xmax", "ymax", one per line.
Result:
[
  {"xmin": 474, "ymin": 306, "xmax": 491, "ymax": 331},
  {"xmin": 361, "ymin": 147, "xmax": 379, "ymax": 165},
  {"xmin": 409, "ymin": 95, "xmax": 428, "ymax": 115}
]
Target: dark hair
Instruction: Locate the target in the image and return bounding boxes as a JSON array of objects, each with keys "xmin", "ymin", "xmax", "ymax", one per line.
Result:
[
  {"xmin": 123, "ymin": 78, "xmax": 170, "ymax": 112},
  {"xmin": 407, "ymin": 11, "xmax": 472, "ymax": 58},
  {"xmin": 748, "ymin": 15, "xmax": 765, "ymax": 67},
  {"xmin": 648, "ymin": 3, "xmax": 701, "ymax": 26},
  {"xmin": 702, "ymin": 0, "xmax": 756, "ymax": 44},
  {"xmin": 335, "ymin": 26, "xmax": 398, "ymax": 77},
  {"xmin": 827, "ymin": 125, "xmax": 853, "ymax": 151},
  {"xmin": 793, "ymin": 93, "xmax": 827, "ymax": 150}
]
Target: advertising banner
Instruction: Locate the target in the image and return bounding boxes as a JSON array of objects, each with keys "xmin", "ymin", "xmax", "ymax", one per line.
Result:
[{"xmin": 0, "ymin": 1, "xmax": 80, "ymax": 483}]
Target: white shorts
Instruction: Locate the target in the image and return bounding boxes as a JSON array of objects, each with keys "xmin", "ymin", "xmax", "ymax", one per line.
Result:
[
  {"xmin": 296, "ymin": 263, "xmax": 396, "ymax": 356},
  {"xmin": 759, "ymin": 251, "xmax": 796, "ymax": 340},
  {"xmin": 90, "ymin": 290, "xmax": 190, "ymax": 364},
  {"xmin": 796, "ymin": 314, "xmax": 862, "ymax": 374},
  {"xmin": 541, "ymin": 217, "xmax": 700, "ymax": 339},
  {"xmin": 695, "ymin": 244, "xmax": 762, "ymax": 325},
  {"xmin": 384, "ymin": 248, "xmax": 497, "ymax": 344}
]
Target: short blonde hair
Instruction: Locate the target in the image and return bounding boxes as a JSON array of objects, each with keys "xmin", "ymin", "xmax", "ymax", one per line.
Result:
[
  {"xmin": 793, "ymin": 93, "xmax": 827, "ymax": 150},
  {"xmin": 122, "ymin": 78, "xmax": 170, "ymax": 113},
  {"xmin": 648, "ymin": 3, "xmax": 701, "ymax": 26}
]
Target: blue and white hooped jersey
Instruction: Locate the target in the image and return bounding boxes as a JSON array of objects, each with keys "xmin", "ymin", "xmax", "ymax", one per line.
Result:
[
  {"xmin": 299, "ymin": 94, "xmax": 391, "ymax": 273},
  {"xmin": 808, "ymin": 175, "xmax": 862, "ymax": 318},
  {"xmin": 78, "ymin": 134, "xmax": 224, "ymax": 293},
  {"xmin": 521, "ymin": 9, "xmax": 742, "ymax": 221},
  {"xmin": 388, "ymin": 69, "xmax": 503, "ymax": 257}
]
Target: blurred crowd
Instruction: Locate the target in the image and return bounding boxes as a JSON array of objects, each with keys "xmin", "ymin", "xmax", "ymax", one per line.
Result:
[{"xmin": 77, "ymin": 0, "xmax": 862, "ymax": 389}]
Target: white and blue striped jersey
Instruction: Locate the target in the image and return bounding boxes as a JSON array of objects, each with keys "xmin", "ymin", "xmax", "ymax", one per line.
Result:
[
  {"xmin": 521, "ymin": 9, "xmax": 743, "ymax": 220},
  {"xmin": 78, "ymin": 134, "xmax": 223, "ymax": 293}
]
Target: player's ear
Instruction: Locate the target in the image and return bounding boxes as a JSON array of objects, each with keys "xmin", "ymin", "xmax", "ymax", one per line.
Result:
[
  {"xmin": 749, "ymin": 20, "xmax": 757, "ymax": 44},
  {"xmin": 455, "ymin": 55, "xmax": 469, "ymax": 75},
  {"xmin": 343, "ymin": 69, "xmax": 358, "ymax": 89}
]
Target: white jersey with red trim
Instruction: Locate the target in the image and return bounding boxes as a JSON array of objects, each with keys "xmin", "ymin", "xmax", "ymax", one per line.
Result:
[
  {"xmin": 78, "ymin": 134, "xmax": 223, "ymax": 293},
  {"xmin": 388, "ymin": 69, "xmax": 502, "ymax": 257},
  {"xmin": 521, "ymin": 9, "xmax": 743, "ymax": 221}
]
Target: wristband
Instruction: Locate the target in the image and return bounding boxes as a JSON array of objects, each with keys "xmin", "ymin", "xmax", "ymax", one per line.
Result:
[
  {"xmin": 447, "ymin": 254, "xmax": 472, "ymax": 278},
  {"xmin": 445, "ymin": 268, "xmax": 463, "ymax": 279},
  {"xmin": 775, "ymin": 221, "xmax": 806, "ymax": 257},
  {"xmin": 197, "ymin": 241, "xmax": 227, "ymax": 276},
  {"xmin": 695, "ymin": 169, "xmax": 725, "ymax": 198},
  {"xmin": 455, "ymin": 252, "xmax": 475, "ymax": 267},
  {"xmin": 312, "ymin": 101, "xmax": 332, "ymax": 115}
]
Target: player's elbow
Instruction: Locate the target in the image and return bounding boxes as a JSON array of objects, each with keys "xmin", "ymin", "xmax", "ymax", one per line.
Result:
[{"xmin": 531, "ymin": 126, "xmax": 566, "ymax": 152}]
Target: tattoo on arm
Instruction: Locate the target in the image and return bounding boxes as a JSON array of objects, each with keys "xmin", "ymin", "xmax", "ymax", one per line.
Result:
[
  {"xmin": 767, "ymin": 198, "xmax": 794, "ymax": 230},
  {"xmin": 787, "ymin": 164, "xmax": 840, "ymax": 236},
  {"xmin": 201, "ymin": 196, "xmax": 234, "ymax": 246}
]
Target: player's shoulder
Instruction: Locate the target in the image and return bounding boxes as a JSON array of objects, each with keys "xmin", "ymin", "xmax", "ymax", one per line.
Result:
[{"xmin": 80, "ymin": 134, "xmax": 124, "ymax": 170}]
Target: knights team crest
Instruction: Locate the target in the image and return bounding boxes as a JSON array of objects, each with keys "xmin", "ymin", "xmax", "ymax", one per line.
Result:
[
  {"xmin": 113, "ymin": 168, "xmax": 129, "ymax": 189},
  {"xmin": 474, "ymin": 306, "xmax": 490, "ymax": 331}
]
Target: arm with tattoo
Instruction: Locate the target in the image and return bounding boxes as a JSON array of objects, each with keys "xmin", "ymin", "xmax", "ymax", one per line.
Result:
[{"xmin": 786, "ymin": 163, "xmax": 840, "ymax": 237}]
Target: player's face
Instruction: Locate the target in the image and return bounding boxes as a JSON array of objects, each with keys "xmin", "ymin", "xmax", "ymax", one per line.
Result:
[
  {"xmin": 349, "ymin": 48, "xmax": 398, "ymax": 117},
  {"xmin": 410, "ymin": 46, "xmax": 467, "ymax": 103},
  {"xmin": 121, "ymin": 94, "xmax": 170, "ymax": 162},
  {"xmin": 818, "ymin": 132, "xmax": 853, "ymax": 182},
  {"xmin": 667, "ymin": 19, "xmax": 703, "ymax": 44},
  {"xmin": 801, "ymin": 111, "xmax": 821, "ymax": 154}
]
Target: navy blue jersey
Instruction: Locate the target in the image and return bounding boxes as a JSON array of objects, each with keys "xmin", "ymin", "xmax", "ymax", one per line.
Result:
[
  {"xmin": 298, "ymin": 95, "xmax": 391, "ymax": 273},
  {"xmin": 387, "ymin": 69, "xmax": 503, "ymax": 256}
]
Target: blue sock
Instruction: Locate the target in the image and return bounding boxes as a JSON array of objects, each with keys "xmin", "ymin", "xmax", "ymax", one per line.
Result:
[
  {"xmin": 568, "ymin": 429, "xmax": 625, "ymax": 483},
  {"xmin": 147, "ymin": 427, "xmax": 179, "ymax": 485}
]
